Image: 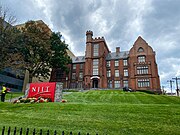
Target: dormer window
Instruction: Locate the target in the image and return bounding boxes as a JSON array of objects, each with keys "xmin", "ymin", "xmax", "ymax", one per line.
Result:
[
  {"xmin": 138, "ymin": 56, "xmax": 145, "ymax": 63},
  {"xmin": 138, "ymin": 47, "xmax": 144, "ymax": 52},
  {"xmin": 82, "ymin": 57, "xmax": 85, "ymax": 60},
  {"xmin": 75, "ymin": 57, "xmax": 79, "ymax": 61}
]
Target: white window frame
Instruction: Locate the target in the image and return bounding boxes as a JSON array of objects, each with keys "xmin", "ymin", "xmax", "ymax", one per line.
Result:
[
  {"xmin": 123, "ymin": 80, "xmax": 128, "ymax": 87},
  {"xmin": 107, "ymin": 61, "xmax": 110, "ymax": 67},
  {"xmin": 115, "ymin": 60, "xmax": 119, "ymax": 67},
  {"xmin": 79, "ymin": 72, "xmax": 83, "ymax": 79},
  {"xmin": 115, "ymin": 69, "xmax": 119, "ymax": 77},
  {"xmin": 137, "ymin": 66, "xmax": 148, "ymax": 74},
  {"xmin": 93, "ymin": 44, "xmax": 99, "ymax": 56},
  {"xmin": 108, "ymin": 80, "xmax": 112, "ymax": 88},
  {"xmin": 123, "ymin": 59, "xmax": 128, "ymax": 66},
  {"xmin": 80, "ymin": 64, "xmax": 83, "ymax": 69},
  {"xmin": 72, "ymin": 73, "xmax": 76, "ymax": 79},
  {"xmin": 107, "ymin": 70, "xmax": 111, "ymax": 77},
  {"xmin": 93, "ymin": 59, "xmax": 99, "ymax": 75},
  {"xmin": 138, "ymin": 79, "xmax": 150, "ymax": 87},
  {"xmin": 114, "ymin": 81, "xmax": 120, "ymax": 88},
  {"xmin": 138, "ymin": 56, "xmax": 146, "ymax": 63},
  {"xmin": 124, "ymin": 69, "xmax": 128, "ymax": 76}
]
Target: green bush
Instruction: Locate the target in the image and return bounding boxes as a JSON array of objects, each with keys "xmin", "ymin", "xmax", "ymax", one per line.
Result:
[{"xmin": 137, "ymin": 90, "xmax": 156, "ymax": 94}]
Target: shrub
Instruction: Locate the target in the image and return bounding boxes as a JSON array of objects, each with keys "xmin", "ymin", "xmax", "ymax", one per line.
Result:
[{"xmin": 137, "ymin": 90, "xmax": 156, "ymax": 94}]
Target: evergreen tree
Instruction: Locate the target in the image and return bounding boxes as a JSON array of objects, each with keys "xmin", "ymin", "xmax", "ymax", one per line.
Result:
[{"xmin": 49, "ymin": 32, "xmax": 72, "ymax": 73}]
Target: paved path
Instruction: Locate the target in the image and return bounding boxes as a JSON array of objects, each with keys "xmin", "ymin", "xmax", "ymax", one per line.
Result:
[
  {"xmin": 4, "ymin": 92, "xmax": 75, "ymax": 102},
  {"xmin": 5, "ymin": 97, "xmax": 21, "ymax": 103},
  {"xmin": 3, "ymin": 90, "xmax": 90, "ymax": 103}
]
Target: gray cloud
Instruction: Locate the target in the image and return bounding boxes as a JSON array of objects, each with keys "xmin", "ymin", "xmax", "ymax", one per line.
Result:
[{"xmin": 1, "ymin": 0, "xmax": 180, "ymax": 92}]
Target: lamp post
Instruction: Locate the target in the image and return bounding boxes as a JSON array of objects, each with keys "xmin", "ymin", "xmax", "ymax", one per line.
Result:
[
  {"xmin": 172, "ymin": 77, "xmax": 180, "ymax": 96},
  {"xmin": 66, "ymin": 77, "xmax": 68, "ymax": 90},
  {"xmin": 167, "ymin": 80, "xmax": 174, "ymax": 95},
  {"xmin": 161, "ymin": 86, "xmax": 165, "ymax": 95}
]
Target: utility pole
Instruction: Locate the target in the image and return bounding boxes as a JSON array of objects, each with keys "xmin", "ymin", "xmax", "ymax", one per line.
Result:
[
  {"xmin": 161, "ymin": 86, "xmax": 165, "ymax": 95},
  {"xmin": 172, "ymin": 77, "xmax": 180, "ymax": 96},
  {"xmin": 167, "ymin": 80, "xmax": 174, "ymax": 95}
]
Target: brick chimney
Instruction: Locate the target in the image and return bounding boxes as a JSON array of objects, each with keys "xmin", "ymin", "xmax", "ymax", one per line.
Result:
[{"xmin": 116, "ymin": 47, "xmax": 120, "ymax": 53}]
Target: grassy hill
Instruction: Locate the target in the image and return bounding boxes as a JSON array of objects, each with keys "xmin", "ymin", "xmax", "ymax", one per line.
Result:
[{"xmin": 0, "ymin": 90, "xmax": 180, "ymax": 135}]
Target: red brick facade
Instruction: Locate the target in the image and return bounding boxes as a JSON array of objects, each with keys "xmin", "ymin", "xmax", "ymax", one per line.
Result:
[{"xmin": 50, "ymin": 31, "xmax": 161, "ymax": 92}]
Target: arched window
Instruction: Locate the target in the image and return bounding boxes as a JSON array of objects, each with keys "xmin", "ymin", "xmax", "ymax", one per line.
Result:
[{"xmin": 138, "ymin": 47, "xmax": 144, "ymax": 52}]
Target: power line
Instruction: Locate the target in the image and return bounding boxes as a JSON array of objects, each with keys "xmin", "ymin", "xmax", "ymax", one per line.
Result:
[
  {"xmin": 167, "ymin": 80, "xmax": 174, "ymax": 95},
  {"xmin": 172, "ymin": 77, "xmax": 180, "ymax": 96}
]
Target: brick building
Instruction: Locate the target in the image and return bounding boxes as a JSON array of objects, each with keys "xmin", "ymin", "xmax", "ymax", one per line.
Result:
[{"xmin": 50, "ymin": 30, "xmax": 161, "ymax": 92}]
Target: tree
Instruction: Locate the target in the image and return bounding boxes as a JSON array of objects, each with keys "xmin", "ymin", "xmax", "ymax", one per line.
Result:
[
  {"xmin": 49, "ymin": 32, "xmax": 72, "ymax": 73},
  {"xmin": 0, "ymin": 5, "xmax": 17, "ymax": 70},
  {"xmin": 1, "ymin": 11, "xmax": 72, "ymax": 82},
  {"xmin": 16, "ymin": 20, "xmax": 52, "ymax": 81}
]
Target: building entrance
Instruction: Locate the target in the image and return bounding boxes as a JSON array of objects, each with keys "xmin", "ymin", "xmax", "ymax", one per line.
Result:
[{"xmin": 92, "ymin": 79, "xmax": 98, "ymax": 88}]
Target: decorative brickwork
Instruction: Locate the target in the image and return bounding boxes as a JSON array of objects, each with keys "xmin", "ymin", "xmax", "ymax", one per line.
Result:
[{"xmin": 50, "ymin": 31, "xmax": 161, "ymax": 92}]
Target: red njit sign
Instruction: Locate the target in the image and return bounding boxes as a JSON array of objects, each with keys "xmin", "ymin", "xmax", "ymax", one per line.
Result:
[{"xmin": 27, "ymin": 82, "xmax": 56, "ymax": 102}]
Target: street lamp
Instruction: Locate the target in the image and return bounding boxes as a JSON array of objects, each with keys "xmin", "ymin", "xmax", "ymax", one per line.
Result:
[
  {"xmin": 172, "ymin": 77, "xmax": 180, "ymax": 96},
  {"xmin": 66, "ymin": 77, "xmax": 68, "ymax": 90},
  {"xmin": 167, "ymin": 80, "xmax": 174, "ymax": 96}
]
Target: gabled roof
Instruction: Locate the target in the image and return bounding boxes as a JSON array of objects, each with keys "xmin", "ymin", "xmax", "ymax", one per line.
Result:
[
  {"xmin": 134, "ymin": 36, "xmax": 147, "ymax": 45},
  {"xmin": 106, "ymin": 51, "xmax": 129, "ymax": 60},
  {"xmin": 72, "ymin": 56, "xmax": 85, "ymax": 63}
]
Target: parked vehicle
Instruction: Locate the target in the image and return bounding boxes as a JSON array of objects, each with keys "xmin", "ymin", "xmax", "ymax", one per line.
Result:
[{"xmin": 123, "ymin": 87, "xmax": 132, "ymax": 92}]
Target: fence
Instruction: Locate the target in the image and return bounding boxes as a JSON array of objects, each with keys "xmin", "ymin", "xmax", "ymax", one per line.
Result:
[{"xmin": 1, "ymin": 127, "xmax": 98, "ymax": 135}]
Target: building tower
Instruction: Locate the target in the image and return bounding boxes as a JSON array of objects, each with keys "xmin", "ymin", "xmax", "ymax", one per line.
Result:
[{"xmin": 84, "ymin": 30, "xmax": 110, "ymax": 89}]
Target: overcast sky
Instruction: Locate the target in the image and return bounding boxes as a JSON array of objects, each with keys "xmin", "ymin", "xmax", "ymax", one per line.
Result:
[{"xmin": 1, "ymin": 0, "xmax": 180, "ymax": 92}]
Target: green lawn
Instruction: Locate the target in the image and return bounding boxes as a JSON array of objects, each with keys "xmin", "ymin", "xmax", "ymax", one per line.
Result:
[
  {"xmin": 5, "ymin": 92, "xmax": 24, "ymax": 101},
  {"xmin": 0, "ymin": 90, "xmax": 180, "ymax": 135}
]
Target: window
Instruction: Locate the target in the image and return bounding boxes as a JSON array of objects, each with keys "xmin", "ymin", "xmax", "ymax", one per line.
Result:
[
  {"xmin": 70, "ymin": 83, "xmax": 76, "ymax": 89},
  {"xmin": 115, "ymin": 60, "xmax": 119, "ymax": 67},
  {"xmin": 138, "ymin": 79, "xmax": 150, "ymax": 87},
  {"xmin": 93, "ymin": 59, "xmax": 98, "ymax": 65},
  {"xmin": 123, "ymin": 59, "xmax": 128, "ymax": 66},
  {"xmin": 56, "ymin": 70, "xmax": 64, "ymax": 79},
  {"xmin": 138, "ymin": 56, "xmax": 145, "ymax": 63},
  {"xmin": 124, "ymin": 69, "xmax": 128, "ymax": 76},
  {"xmin": 123, "ymin": 80, "xmax": 128, "ymax": 87},
  {"xmin": 72, "ymin": 73, "xmax": 76, "ymax": 79},
  {"xmin": 77, "ymin": 82, "xmax": 83, "ymax": 89},
  {"xmin": 107, "ymin": 61, "xmax": 110, "ymax": 67},
  {"xmin": 79, "ymin": 72, "xmax": 83, "ymax": 79},
  {"xmin": 73, "ymin": 64, "xmax": 76, "ymax": 70},
  {"xmin": 114, "ymin": 81, "xmax": 120, "ymax": 88},
  {"xmin": 80, "ymin": 64, "xmax": 83, "ymax": 69},
  {"xmin": 93, "ymin": 59, "xmax": 99, "ymax": 75},
  {"xmin": 138, "ymin": 47, "xmax": 144, "ymax": 52},
  {"xmin": 107, "ymin": 70, "xmax": 111, "ymax": 77},
  {"xmin": 137, "ymin": 66, "xmax": 148, "ymax": 74},
  {"xmin": 108, "ymin": 80, "xmax": 112, "ymax": 88},
  {"xmin": 115, "ymin": 70, "xmax": 119, "ymax": 77},
  {"xmin": 93, "ymin": 69, "xmax": 98, "ymax": 75},
  {"xmin": 93, "ymin": 44, "xmax": 99, "ymax": 56}
]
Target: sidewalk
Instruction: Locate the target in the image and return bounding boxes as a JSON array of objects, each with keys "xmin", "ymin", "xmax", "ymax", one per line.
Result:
[{"xmin": 5, "ymin": 96, "xmax": 22, "ymax": 103}]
